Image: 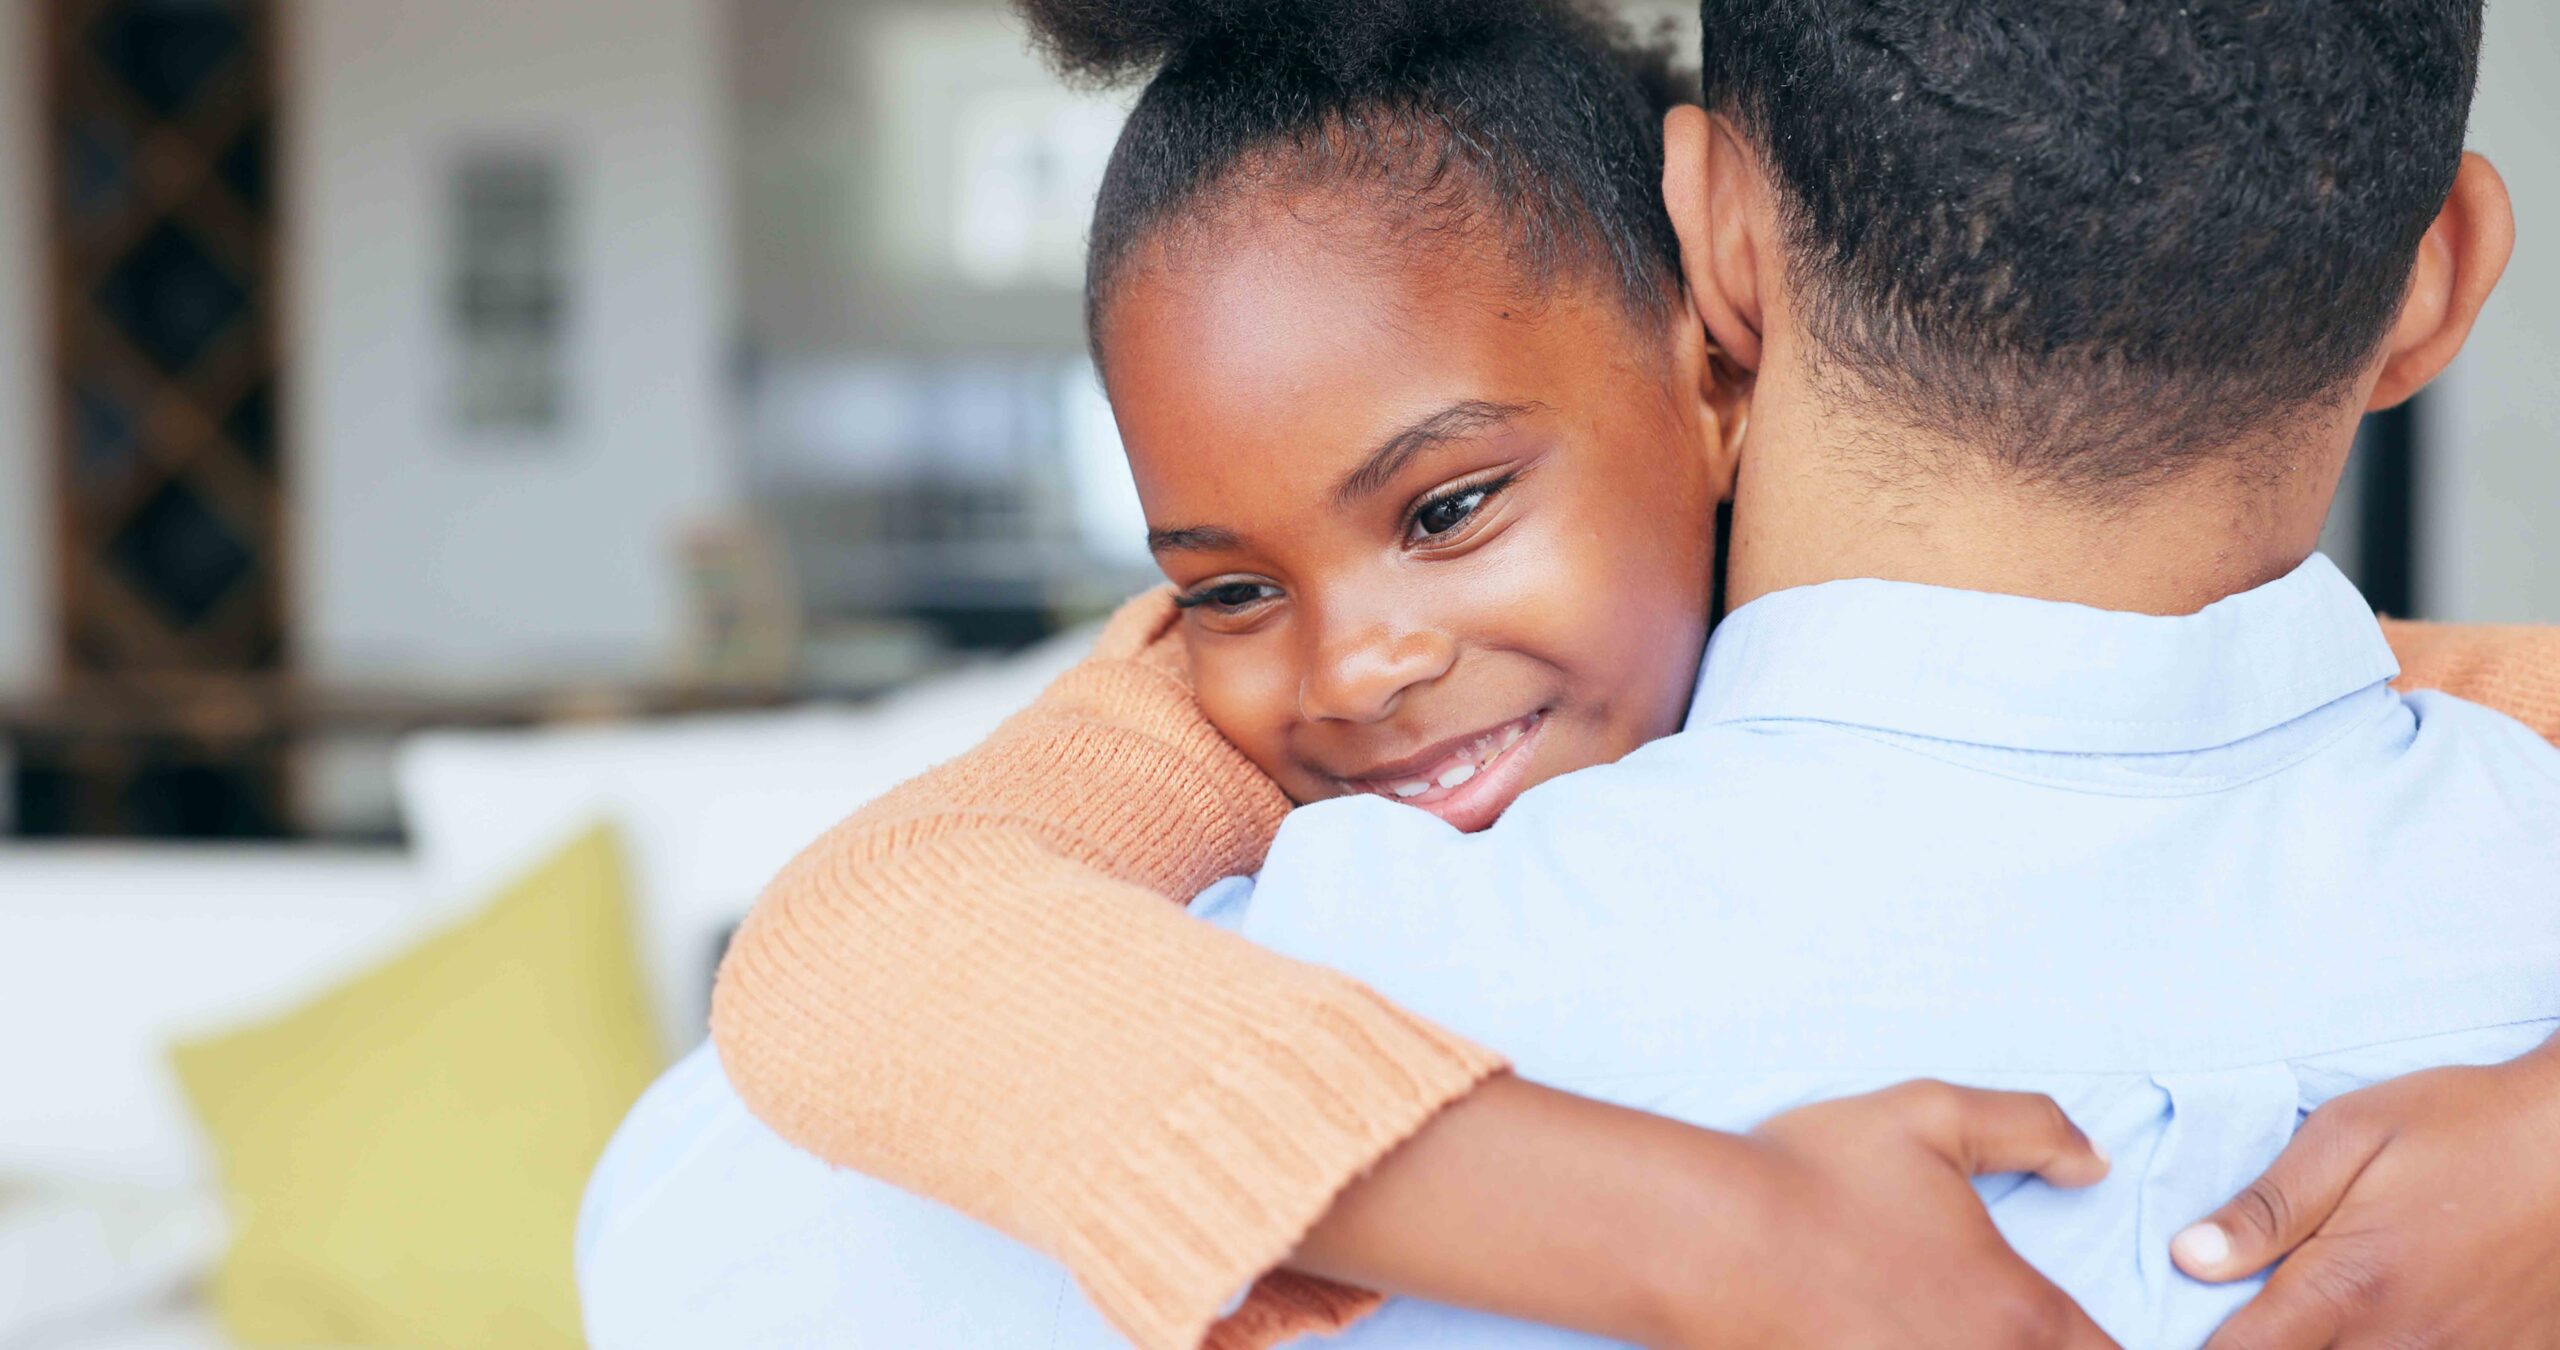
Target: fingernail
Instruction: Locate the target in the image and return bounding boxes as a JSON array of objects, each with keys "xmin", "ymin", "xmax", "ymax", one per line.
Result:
[{"xmin": 2173, "ymin": 1223, "xmax": 2231, "ymax": 1271}]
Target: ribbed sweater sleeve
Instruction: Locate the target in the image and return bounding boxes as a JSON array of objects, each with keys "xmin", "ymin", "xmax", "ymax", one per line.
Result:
[
  {"xmin": 2384, "ymin": 619, "xmax": 2560, "ymax": 745},
  {"xmin": 708, "ymin": 591, "xmax": 1505, "ymax": 1350}
]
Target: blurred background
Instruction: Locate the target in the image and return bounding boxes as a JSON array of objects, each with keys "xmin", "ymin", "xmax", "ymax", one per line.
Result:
[
  {"xmin": 0, "ymin": 0, "xmax": 2553, "ymax": 847},
  {"xmin": 0, "ymin": 2, "xmax": 2551, "ymax": 1347}
]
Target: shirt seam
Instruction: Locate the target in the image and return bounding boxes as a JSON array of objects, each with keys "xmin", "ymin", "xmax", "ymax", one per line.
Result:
[
  {"xmin": 1699, "ymin": 663, "xmax": 2392, "ymax": 737},
  {"xmin": 1745, "ymin": 695, "xmax": 2396, "ymax": 800},
  {"xmin": 1541, "ymin": 1012, "xmax": 2560, "ymax": 1087}
]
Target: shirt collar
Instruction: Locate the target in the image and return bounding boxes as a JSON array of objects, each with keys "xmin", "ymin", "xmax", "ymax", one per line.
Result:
[{"xmin": 1688, "ymin": 554, "xmax": 2401, "ymax": 754}]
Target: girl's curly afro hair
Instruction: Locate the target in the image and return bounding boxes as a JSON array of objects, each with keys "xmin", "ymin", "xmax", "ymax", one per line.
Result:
[{"xmin": 1016, "ymin": 0, "xmax": 1697, "ymax": 345}]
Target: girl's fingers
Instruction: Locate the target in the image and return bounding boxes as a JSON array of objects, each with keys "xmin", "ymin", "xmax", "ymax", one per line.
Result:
[{"xmin": 1895, "ymin": 1081, "xmax": 2112, "ymax": 1188}]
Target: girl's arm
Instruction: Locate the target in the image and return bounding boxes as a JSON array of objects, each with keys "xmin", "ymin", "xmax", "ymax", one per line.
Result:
[
  {"xmin": 709, "ymin": 591, "xmax": 1505, "ymax": 1350},
  {"xmin": 2382, "ymin": 618, "xmax": 2560, "ymax": 740}
]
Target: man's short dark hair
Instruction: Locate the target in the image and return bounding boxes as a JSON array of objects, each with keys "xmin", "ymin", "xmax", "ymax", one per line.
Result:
[{"xmin": 1699, "ymin": 0, "xmax": 2484, "ymax": 492}]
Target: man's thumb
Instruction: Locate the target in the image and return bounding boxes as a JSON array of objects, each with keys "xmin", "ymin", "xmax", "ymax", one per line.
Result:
[{"xmin": 2172, "ymin": 1107, "xmax": 2384, "ymax": 1282}]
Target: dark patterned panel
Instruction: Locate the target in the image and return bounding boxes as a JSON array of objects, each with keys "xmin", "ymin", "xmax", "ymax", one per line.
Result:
[
  {"xmin": 63, "ymin": 119, "xmax": 131, "ymax": 220},
  {"xmin": 88, "ymin": 0, "xmax": 246, "ymax": 116},
  {"xmin": 105, "ymin": 478, "xmax": 256, "ymax": 627},
  {"xmin": 71, "ymin": 380, "xmax": 138, "ymax": 482},
  {"xmin": 120, "ymin": 749, "xmax": 285, "ymax": 837},
  {"xmin": 94, "ymin": 220, "xmax": 247, "ymax": 374},
  {"xmin": 11, "ymin": 732, "xmax": 288, "ymax": 840},
  {"xmin": 40, "ymin": 0, "xmax": 286, "ymax": 837},
  {"xmin": 216, "ymin": 115, "xmax": 267, "ymax": 216},
  {"xmin": 222, "ymin": 376, "xmax": 273, "ymax": 472}
]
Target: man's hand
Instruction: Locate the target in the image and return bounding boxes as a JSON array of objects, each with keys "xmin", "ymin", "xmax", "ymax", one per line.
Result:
[
  {"xmin": 1294, "ymin": 1074, "xmax": 2116, "ymax": 1349},
  {"xmin": 2174, "ymin": 1037, "xmax": 2560, "ymax": 1348},
  {"xmin": 1674, "ymin": 1080, "xmax": 2119, "ymax": 1350}
]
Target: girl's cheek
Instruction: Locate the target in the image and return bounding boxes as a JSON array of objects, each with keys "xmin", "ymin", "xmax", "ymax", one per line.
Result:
[
  {"xmin": 1463, "ymin": 514, "xmax": 1586, "ymax": 622},
  {"xmin": 1187, "ymin": 638, "xmax": 1304, "ymax": 779},
  {"xmin": 1549, "ymin": 507, "xmax": 1711, "ymax": 736}
]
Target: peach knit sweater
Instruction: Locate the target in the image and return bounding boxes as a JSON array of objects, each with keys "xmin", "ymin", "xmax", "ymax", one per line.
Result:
[{"xmin": 710, "ymin": 592, "xmax": 2560, "ymax": 1350}]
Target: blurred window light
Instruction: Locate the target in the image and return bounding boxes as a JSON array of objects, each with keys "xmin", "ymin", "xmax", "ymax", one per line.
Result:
[
  {"xmin": 1059, "ymin": 361, "xmax": 1148, "ymax": 566},
  {"xmin": 950, "ymin": 89, "xmax": 1121, "ymax": 289},
  {"xmin": 921, "ymin": 360, "xmax": 1036, "ymax": 481},
  {"xmin": 751, "ymin": 359, "xmax": 928, "ymax": 487},
  {"xmin": 866, "ymin": 6, "xmax": 1128, "ymax": 293}
]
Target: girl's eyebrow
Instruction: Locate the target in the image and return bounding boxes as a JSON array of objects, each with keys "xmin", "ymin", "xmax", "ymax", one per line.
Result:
[
  {"xmin": 1330, "ymin": 400, "xmax": 1542, "ymax": 507},
  {"xmin": 1146, "ymin": 524, "xmax": 1242, "ymax": 555},
  {"xmin": 1149, "ymin": 399, "xmax": 1543, "ymax": 557}
]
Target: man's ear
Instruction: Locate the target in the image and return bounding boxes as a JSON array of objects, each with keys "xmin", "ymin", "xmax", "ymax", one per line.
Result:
[
  {"xmin": 2367, "ymin": 153, "xmax": 2515, "ymax": 412},
  {"xmin": 1662, "ymin": 106, "xmax": 1769, "ymax": 374},
  {"xmin": 1661, "ymin": 297, "xmax": 1751, "ymax": 500}
]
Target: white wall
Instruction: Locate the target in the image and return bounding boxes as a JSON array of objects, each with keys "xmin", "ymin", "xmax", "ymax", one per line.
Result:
[
  {"xmin": 2426, "ymin": 4, "xmax": 2560, "ymax": 622},
  {"xmin": 0, "ymin": 2, "xmax": 45, "ymax": 698},
  {"xmin": 291, "ymin": 0, "xmax": 740, "ymax": 686}
]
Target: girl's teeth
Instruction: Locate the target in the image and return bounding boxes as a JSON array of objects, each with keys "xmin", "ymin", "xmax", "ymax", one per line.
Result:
[{"xmin": 1365, "ymin": 715, "xmax": 1536, "ymax": 801}]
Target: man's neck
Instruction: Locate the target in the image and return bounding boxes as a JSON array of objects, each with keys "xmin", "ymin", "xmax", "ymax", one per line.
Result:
[{"xmin": 1721, "ymin": 383, "xmax": 2363, "ymax": 619}]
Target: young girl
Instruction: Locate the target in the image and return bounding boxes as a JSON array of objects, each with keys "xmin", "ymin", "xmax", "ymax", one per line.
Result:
[
  {"xmin": 691, "ymin": 4, "xmax": 1776, "ymax": 1340},
  {"xmin": 649, "ymin": 2, "xmax": 2560, "ymax": 1347}
]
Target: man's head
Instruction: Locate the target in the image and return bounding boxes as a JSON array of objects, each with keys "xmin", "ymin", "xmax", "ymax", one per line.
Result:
[{"xmin": 1678, "ymin": 0, "xmax": 2501, "ymax": 499}]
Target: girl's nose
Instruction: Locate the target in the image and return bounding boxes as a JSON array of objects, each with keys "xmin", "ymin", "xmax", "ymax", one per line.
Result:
[{"xmin": 1299, "ymin": 623, "xmax": 1458, "ymax": 724}]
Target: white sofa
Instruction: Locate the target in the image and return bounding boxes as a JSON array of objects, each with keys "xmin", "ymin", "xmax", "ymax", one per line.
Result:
[{"xmin": 0, "ymin": 629, "xmax": 1093, "ymax": 1348}]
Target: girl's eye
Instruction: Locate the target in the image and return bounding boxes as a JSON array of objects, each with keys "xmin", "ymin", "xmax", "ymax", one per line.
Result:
[
  {"xmin": 1176, "ymin": 580, "xmax": 1280, "ymax": 613},
  {"xmin": 1409, "ymin": 475, "xmax": 1515, "ymax": 543}
]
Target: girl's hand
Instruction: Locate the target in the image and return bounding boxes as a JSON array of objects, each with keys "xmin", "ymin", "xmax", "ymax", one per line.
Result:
[
  {"xmin": 1292, "ymin": 1075, "xmax": 2117, "ymax": 1349},
  {"xmin": 1691, "ymin": 1080, "xmax": 2120, "ymax": 1350},
  {"xmin": 2175, "ymin": 1034, "xmax": 2560, "ymax": 1348}
]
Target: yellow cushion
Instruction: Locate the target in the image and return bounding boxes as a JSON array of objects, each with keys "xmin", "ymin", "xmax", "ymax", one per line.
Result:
[{"xmin": 171, "ymin": 825, "xmax": 665, "ymax": 1347}]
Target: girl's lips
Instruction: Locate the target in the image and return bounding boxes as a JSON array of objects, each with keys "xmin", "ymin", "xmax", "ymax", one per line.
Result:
[{"xmin": 1338, "ymin": 712, "xmax": 1546, "ymax": 832}]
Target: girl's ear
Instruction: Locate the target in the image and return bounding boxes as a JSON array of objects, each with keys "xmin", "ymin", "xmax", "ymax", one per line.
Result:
[{"xmin": 1661, "ymin": 106, "xmax": 1769, "ymax": 375}]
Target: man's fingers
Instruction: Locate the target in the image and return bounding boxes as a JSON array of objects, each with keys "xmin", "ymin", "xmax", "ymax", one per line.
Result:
[
  {"xmin": 1893, "ymin": 1081, "xmax": 2111, "ymax": 1188},
  {"xmin": 2198, "ymin": 1242, "xmax": 2365, "ymax": 1350},
  {"xmin": 2172, "ymin": 1105, "xmax": 2388, "ymax": 1283}
]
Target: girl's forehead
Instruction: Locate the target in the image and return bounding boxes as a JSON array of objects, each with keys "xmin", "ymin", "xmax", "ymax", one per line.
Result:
[
  {"xmin": 1102, "ymin": 214, "xmax": 1591, "ymax": 429},
  {"xmin": 1106, "ymin": 247, "xmax": 1561, "ymax": 499},
  {"xmin": 1120, "ymin": 209, "xmax": 1514, "ymax": 352}
]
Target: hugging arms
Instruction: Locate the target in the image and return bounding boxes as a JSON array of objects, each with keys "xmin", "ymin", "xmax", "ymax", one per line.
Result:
[
  {"xmin": 673, "ymin": 0, "xmax": 2560, "ymax": 1346},
  {"xmin": 710, "ymin": 596, "xmax": 2560, "ymax": 1349}
]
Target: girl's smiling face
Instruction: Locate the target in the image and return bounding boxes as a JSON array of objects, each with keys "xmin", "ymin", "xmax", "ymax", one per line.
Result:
[{"xmin": 1100, "ymin": 201, "xmax": 1735, "ymax": 831}]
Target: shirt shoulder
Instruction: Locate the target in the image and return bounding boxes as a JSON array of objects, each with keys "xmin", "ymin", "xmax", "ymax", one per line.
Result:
[
  {"xmin": 2395, "ymin": 686, "xmax": 2560, "ymax": 797},
  {"xmin": 1249, "ymin": 718, "xmax": 1856, "ymax": 922}
]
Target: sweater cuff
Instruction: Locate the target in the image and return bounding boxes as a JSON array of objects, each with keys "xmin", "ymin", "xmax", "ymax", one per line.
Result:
[
  {"xmin": 1207, "ymin": 1271, "xmax": 1385, "ymax": 1350},
  {"xmin": 1048, "ymin": 977, "xmax": 1507, "ymax": 1350}
]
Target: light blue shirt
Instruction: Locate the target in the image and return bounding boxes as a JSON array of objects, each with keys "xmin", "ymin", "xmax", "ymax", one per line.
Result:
[
  {"xmin": 1194, "ymin": 553, "xmax": 2560, "ymax": 1347},
  {"xmin": 578, "ymin": 555, "xmax": 2560, "ymax": 1348}
]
